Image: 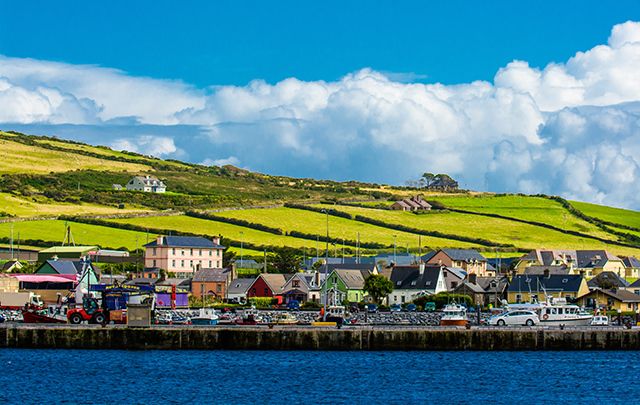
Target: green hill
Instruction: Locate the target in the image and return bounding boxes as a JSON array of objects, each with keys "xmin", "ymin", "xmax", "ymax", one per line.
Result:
[{"xmin": 2, "ymin": 130, "xmax": 640, "ymax": 259}]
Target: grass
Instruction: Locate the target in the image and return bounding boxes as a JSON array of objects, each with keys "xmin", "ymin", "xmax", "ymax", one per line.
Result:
[
  {"xmin": 314, "ymin": 204, "xmax": 640, "ymax": 257},
  {"xmin": 0, "ymin": 138, "xmax": 151, "ymax": 174},
  {"xmin": 571, "ymin": 200, "xmax": 640, "ymax": 230},
  {"xmin": 431, "ymin": 194, "xmax": 616, "ymax": 240},
  {"xmin": 214, "ymin": 207, "xmax": 482, "ymax": 250},
  {"xmin": 0, "ymin": 220, "xmax": 152, "ymax": 250},
  {"xmin": 0, "ymin": 192, "xmax": 150, "ymax": 217},
  {"xmin": 107, "ymin": 215, "xmax": 323, "ymax": 249}
]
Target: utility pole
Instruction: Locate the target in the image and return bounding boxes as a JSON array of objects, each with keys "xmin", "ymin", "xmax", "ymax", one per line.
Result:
[
  {"xmin": 393, "ymin": 234, "xmax": 397, "ymax": 264},
  {"xmin": 240, "ymin": 231, "xmax": 244, "ymax": 271},
  {"xmin": 357, "ymin": 232, "xmax": 360, "ymax": 264},
  {"xmin": 321, "ymin": 209, "xmax": 329, "ymax": 318}
]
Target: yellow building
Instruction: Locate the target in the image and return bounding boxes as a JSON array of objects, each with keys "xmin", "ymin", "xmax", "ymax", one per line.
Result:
[
  {"xmin": 515, "ymin": 249, "xmax": 626, "ymax": 278},
  {"xmin": 507, "ymin": 274, "xmax": 589, "ymax": 303},
  {"xmin": 578, "ymin": 288, "xmax": 640, "ymax": 314}
]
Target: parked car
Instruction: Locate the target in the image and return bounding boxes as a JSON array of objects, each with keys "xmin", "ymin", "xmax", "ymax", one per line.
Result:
[
  {"xmin": 0, "ymin": 313, "xmax": 5, "ymax": 323},
  {"xmin": 349, "ymin": 303, "xmax": 360, "ymax": 313},
  {"xmin": 366, "ymin": 304, "xmax": 378, "ymax": 313},
  {"xmin": 287, "ymin": 300, "xmax": 300, "ymax": 311},
  {"xmin": 489, "ymin": 310, "xmax": 539, "ymax": 326},
  {"xmin": 424, "ymin": 302, "xmax": 436, "ymax": 312},
  {"xmin": 406, "ymin": 304, "xmax": 417, "ymax": 312},
  {"xmin": 390, "ymin": 304, "xmax": 402, "ymax": 312},
  {"xmin": 591, "ymin": 315, "xmax": 609, "ymax": 326}
]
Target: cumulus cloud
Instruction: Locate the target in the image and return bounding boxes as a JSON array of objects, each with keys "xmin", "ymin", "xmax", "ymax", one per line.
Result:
[{"xmin": 1, "ymin": 21, "xmax": 640, "ymax": 208}]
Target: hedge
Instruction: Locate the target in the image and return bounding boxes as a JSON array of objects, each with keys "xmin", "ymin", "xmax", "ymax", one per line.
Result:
[
  {"xmin": 284, "ymin": 203, "xmax": 354, "ymax": 219},
  {"xmin": 286, "ymin": 230, "xmax": 389, "ymax": 249},
  {"xmin": 186, "ymin": 211, "xmax": 283, "ymax": 235}
]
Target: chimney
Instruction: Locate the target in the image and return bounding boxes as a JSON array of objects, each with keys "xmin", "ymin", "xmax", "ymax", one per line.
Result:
[
  {"xmin": 579, "ymin": 270, "xmax": 585, "ymax": 277},
  {"xmin": 212, "ymin": 236, "xmax": 221, "ymax": 245},
  {"xmin": 419, "ymin": 262, "xmax": 425, "ymax": 275},
  {"xmin": 543, "ymin": 268, "xmax": 550, "ymax": 278},
  {"xmin": 469, "ymin": 273, "xmax": 477, "ymax": 284},
  {"xmin": 156, "ymin": 235, "xmax": 164, "ymax": 245}
]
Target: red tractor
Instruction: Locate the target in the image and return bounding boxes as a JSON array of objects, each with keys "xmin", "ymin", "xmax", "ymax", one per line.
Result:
[{"xmin": 67, "ymin": 296, "xmax": 108, "ymax": 324}]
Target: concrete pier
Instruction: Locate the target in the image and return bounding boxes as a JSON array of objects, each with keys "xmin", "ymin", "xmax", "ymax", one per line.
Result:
[{"xmin": 2, "ymin": 325, "xmax": 640, "ymax": 350}]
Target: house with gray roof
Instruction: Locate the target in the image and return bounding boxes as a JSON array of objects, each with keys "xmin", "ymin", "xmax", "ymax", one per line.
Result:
[
  {"xmin": 426, "ymin": 249, "xmax": 491, "ymax": 276},
  {"xmin": 387, "ymin": 263, "xmax": 446, "ymax": 305},
  {"xmin": 588, "ymin": 271, "xmax": 629, "ymax": 289},
  {"xmin": 126, "ymin": 175, "xmax": 166, "ymax": 193},
  {"xmin": 454, "ymin": 274, "xmax": 508, "ymax": 307},
  {"xmin": 516, "ymin": 249, "xmax": 626, "ymax": 277},
  {"xmin": 623, "ymin": 257, "xmax": 640, "ymax": 279},
  {"xmin": 507, "ymin": 274, "xmax": 589, "ymax": 303},
  {"xmin": 227, "ymin": 278, "xmax": 255, "ymax": 303}
]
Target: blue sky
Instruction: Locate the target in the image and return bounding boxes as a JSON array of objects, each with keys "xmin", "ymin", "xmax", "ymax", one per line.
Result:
[
  {"xmin": 2, "ymin": 1, "xmax": 638, "ymax": 86},
  {"xmin": 1, "ymin": 3, "xmax": 640, "ymax": 208}
]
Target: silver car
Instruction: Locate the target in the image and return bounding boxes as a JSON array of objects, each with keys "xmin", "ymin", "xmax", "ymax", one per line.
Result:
[{"xmin": 489, "ymin": 310, "xmax": 539, "ymax": 326}]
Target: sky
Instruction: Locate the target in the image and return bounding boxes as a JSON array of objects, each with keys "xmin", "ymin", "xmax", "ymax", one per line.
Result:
[{"xmin": 1, "ymin": 2, "xmax": 640, "ymax": 208}]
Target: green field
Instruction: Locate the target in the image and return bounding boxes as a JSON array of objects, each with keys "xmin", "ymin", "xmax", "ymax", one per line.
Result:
[
  {"xmin": 431, "ymin": 194, "xmax": 616, "ymax": 241},
  {"xmin": 214, "ymin": 207, "xmax": 481, "ymax": 250},
  {"xmin": 571, "ymin": 200, "xmax": 640, "ymax": 230},
  {"xmin": 0, "ymin": 220, "xmax": 152, "ymax": 250},
  {"xmin": 313, "ymin": 204, "xmax": 640, "ymax": 257},
  {"xmin": 107, "ymin": 215, "xmax": 324, "ymax": 250}
]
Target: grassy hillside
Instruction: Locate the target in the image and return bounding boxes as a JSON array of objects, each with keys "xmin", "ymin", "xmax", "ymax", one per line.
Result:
[{"xmin": 2, "ymin": 130, "xmax": 640, "ymax": 260}]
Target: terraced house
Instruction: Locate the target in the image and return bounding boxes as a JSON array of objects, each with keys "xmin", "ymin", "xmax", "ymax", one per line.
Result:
[
  {"xmin": 144, "ymin": 235, "xmax": 225, "ymax": 277},
  {"xmin": 387, "ymin": 263, "xmax": 446, "ymax": 305},
  {"xmin": 321, "ymin": 265, "xmax": 378, "ymax": 304},
  {"xmin": 515, "ymin": 249, "xmax": 626, "ymax": 277},
  {"xmin": 424, "ymin": 249, "xmax": 491, "ymax": 277}
]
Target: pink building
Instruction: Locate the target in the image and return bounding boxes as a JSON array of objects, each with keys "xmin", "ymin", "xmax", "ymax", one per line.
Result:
[{"xmin": 144, "ymin": 235, "xmax": 225, "ymax": 277}]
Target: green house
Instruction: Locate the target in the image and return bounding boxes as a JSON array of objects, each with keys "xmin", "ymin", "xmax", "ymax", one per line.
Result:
[
  {"xmin": 321, "ymin": 268, "xmax": 376, "ymax": 304},
  {"xmin": 36, "ymin": 259, "xmax": 99, "ymax": 285}
]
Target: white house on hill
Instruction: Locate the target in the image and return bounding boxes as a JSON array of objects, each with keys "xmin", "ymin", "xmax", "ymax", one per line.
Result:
[{"xmin": 126, "ymin": 175, "xmax": 166, "ymax": 193}]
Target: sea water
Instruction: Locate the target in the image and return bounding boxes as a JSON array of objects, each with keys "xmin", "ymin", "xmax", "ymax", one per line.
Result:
[{"xmin": 0, "ymin": 349, "xmax": 636, "ymax": 404}]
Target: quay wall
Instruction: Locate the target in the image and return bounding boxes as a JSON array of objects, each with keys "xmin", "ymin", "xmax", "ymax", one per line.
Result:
[{"xmin": 3, "ymin": 326, "xmax": 640, "ymax": 350}]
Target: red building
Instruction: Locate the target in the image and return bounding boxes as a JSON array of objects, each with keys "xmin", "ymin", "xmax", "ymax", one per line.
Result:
[{"xmin": 246, "ymin": 274, "xmax": 288, "ymax": 304}]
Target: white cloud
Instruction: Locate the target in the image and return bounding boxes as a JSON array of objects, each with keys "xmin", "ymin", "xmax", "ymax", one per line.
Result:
[
  {"xmin": 2, "ymin": 21, "xmax": 640, "ymax": 208},
  {"xmin": 201, "ymin": 156, "xmax": 241, "ymax": 167}
]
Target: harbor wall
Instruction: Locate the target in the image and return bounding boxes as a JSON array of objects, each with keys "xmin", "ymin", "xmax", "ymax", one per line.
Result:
[{"xmin": 3, "ymin": 326, "xmax": 640, "ymax": 350}]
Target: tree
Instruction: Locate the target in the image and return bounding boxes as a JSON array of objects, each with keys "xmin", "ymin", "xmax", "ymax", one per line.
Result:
[
  {"xmin": 363, "ymin": 274, "xmax": 394, "ymax": 304},
  {"xmin": 223, "ymin": 249, "xmax": 237, "ymax": 268},
  {"xmin": 268, "ymin": 247, "xmax": 302, "ymax": 273},
  {"xmin": 421, "ymin": 172, "xmax": 435, "ymax": 188}
]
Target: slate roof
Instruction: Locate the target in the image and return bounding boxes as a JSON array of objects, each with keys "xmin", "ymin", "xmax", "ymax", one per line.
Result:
[
  {"xmin": 507, "ymin": 274, "xmax": 585, "ymax": 293},
  {"xmin": 42, "ymin": 259, "xmax": 92, "ymax": 275},
  {"xmin": 587, "ymin": 271, "xmax": 629, "ymax": 288},
  {"xmin": 331, "ymin": 268, "xmax": 375, "ymax": 290},
  {"xmin": 440, "ymin": 249, "xmax": 487, "ymax": 262},
  {"xmin": 476, "ymin": 276, "xmax": 509, "ymax": 294},
  {"xmin": 456, "ymin": 281, "xmax": 485, "ymax": 294},
  {"xmin": 228, "ymin": 278, "xmax": 255, "ymax": 295},
  {"xmin": 389, "ymin": 265, "xmax": 442, "ymax": 291},
  {"xmin": 580, "ymin": 288, "xmax": 640, "ymax": 303},
  {"xmin": 144, "ymin": 236, "xmax": 224, "ymax": 249},
  {"xmin": 520, "ymin": 249, "xmax": 620, "ymax": 268},
  {"xmin": 132, "ymin": 175, "xmax": 166, "ymax": 187},
  {"xmin": 1, "ymin": 259, "xmax": 21, "ymax": 271},
  {"xmin": 623, "ymin": 257, "xmax": 640, "ymax": 268},
  {"xmin": 421, "ymin": 251, "xmax": 437, "ymax": 262},
  {"xmin": 319, "ymin": 263, "xmax": 377, "ymax": 275},
  {"xmin": 523, "ymin": 265, "xmax": 571, "ymax": 275},
  {"xmin": 192, "ymin": 268, "xmax": 228, "ymax": 283},
  {"xmin": 157, "ymin": 278, "xmax": 192, "ymax": 288}
]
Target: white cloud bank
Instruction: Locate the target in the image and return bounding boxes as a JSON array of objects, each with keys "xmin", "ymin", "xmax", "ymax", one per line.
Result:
[{"xmin": 1, "ymin": 21, "xmax": 640, "ymax": 208}]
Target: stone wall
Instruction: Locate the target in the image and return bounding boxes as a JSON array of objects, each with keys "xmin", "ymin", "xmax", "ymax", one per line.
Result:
[{"xmin": 3, "ymin": 326, "xmax": 640, "ymax": 350}]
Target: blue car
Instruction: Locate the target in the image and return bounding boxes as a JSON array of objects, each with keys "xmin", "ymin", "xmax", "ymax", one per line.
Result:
[
  {"xmin": 287, "ymin": 300, "xmax": 300, "ymax": 310},
  {"xmin": 366, "ymin": 304, "xmax": 378, "ymax": 313},
  {"xmin": 0, "ymin": 313, "xmax": 5, "ymax": 323},
  {"xmin": 406, "ymin": 304, "xmax": 417, "ymax": 312},
  {"xmin": 390, "ymin": 304, "xmax": 402, "ymax": 312}
]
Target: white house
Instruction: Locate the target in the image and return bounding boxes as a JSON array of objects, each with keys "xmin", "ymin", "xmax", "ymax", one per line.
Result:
[
  {"xmin": 126, "ymin": 175, "xmax": 166, "ymax": 193},
  {"xmin": 387, "ymin": 263, "xmax": 446, "ymax": 305}
]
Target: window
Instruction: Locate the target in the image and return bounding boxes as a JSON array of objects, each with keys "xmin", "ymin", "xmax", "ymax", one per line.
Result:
[
  {"xmin": 293, "ymin": 280, "xmax": 300, "ymax": 288},
  {"xmin": 451, "ymin": 282, "xmax": 458, "ymax": 288},
  {"xmin": 217, "ymin": 284, "xmax": 222, "ymax": 293},
  {"xmin": 264, "ymin": 288, "xmax": 269, "ymax": 296},
  {"xmin": 199, "ymin": 249, "xmax": 202, "ymax": 256},
  {"xmin": 217, "ymin": 250, "xmax": 221, "ymax": 257},
  {"xmin": 209, "ymin": 250, "xmax": 212, "ymax": 256},
  {"xmin": 401, "ymin": 296, "xmax": 405, "ymax": 303},
  {"xmin": 190, "ymin": 260, "xmax": 193, "ymax": 267},
  {"xmin": 172, "ymin": 248, "xmax": 176, "ymax": 255},
  {"xmin": 394, "ymin": 295, "xmax": 397, "ymax": 302},
  {"xmin": 172, "ymin": 260, "xmax": 176, "ymax": 267},
  {"xmin": 396, "ymin": 281, "xmax": 402, "ymax": 286},
  {"xmin": 181, "ymin": 250, "xmax": 185, "ymax": 256},
  {"xmin": 628, "ymin": 304, "xmax": 633, "ymax": 310},
  {"xmin": 516, "ymin": 294, "xmax": 522, "ymax": 303},
  {"xmin": 410, "ymin": 280, "xmax": 417, "ymax": 286},
  {"xmin": 190, "ymin": 249, "xmax": 193, "ymax": 255},
  {"xmin": 209, "ymin": 261, "xmax": 212, "ymax": 268},
  {"xmin": 425, "ymin": 281, "xmax": 431, "ymax": 286},
  {"xmin": 181, "ymin": 260, "xmax": 185, "ymax": 267},
  {"xmin": 152, "ymin": 259, "xmax": 156, "ymax": 267}
]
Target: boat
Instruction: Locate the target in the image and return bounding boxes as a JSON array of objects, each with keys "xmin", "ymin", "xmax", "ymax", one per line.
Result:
[
  {"xmin": 273, "ymin": 312, "xmax": 298, "ymax": 325},
  {"xmin": 22, "ymin": 306, "xmax": 66, "ymax": 324},
  {"xmin": 235, "ymin": 306, "xmax": 261, "ymax": 325},
  {"xmin": 190, "ymin": 308, "xmax": 219, "ymax": 326},
  {"xmin": 439, "ymin": 304, "xmax": 469, "ymax": 326},
  {"xmin": 507, "ymin": 297, "xmax": 592, "ymax": 326}
]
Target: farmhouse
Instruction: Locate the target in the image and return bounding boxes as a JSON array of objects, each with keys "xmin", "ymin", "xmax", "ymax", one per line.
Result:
[
  {"xmin": 126, "ymin": 175, "xmax": 166, "ymax": 193},
  {"xmin": 390, "ymin": 195, "xmax": 432, "ymax": 211}
]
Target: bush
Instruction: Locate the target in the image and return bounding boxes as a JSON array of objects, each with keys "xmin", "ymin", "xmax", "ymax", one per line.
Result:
[
  {"xmin": 413, "ymin": 292, "xmax": 472, "ymax": 310},
  {"xmin": 248, "ymin": 297, "xmax": 278, "ymax": 308},
  {"xmin": 301, "ymin": 301, "xmax": 321, "ymax": 310}
]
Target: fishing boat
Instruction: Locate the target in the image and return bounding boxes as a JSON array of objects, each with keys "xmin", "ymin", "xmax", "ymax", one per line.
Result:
[
  {"xmin": 22, "ymin": 305, "xmax": 66, "ymax": 324},
  {"xmin": 439, "ymin": 303, "xmax": 468, "ymax": 326},
  {"xmin": 236, "ymin": 306, "xmax": 260, "ymax": 325},
  {"xmin": 190, "ymin": 308, "xmax": 219, "ymax": 326},
  {"xmin": 273, "ymin": 312, "xmax": 298, "ymax": 325}
]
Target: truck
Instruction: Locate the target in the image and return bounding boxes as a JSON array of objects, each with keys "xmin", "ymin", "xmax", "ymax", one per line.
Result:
[{"xmin": 0, "ymin": 292, "xmax": 43, "ymax": 310}]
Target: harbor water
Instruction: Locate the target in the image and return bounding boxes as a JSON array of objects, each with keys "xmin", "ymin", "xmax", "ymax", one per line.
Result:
[{"xmin": 1, "ymin": 349, "xmax": 638, "ymax": 404}]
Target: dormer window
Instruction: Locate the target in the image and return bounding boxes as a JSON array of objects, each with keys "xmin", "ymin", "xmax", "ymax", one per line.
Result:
[{"xmin": 411, "ymin": 280, "xmax": 417, "ymax": 286}]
